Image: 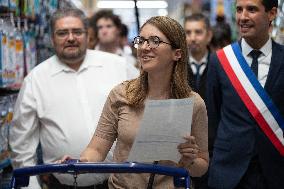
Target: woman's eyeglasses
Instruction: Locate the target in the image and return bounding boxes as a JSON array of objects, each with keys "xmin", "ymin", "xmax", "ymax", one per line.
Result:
[{"xmin": 133, "ymin": 36, "xmax": 171, "ymax": 49}]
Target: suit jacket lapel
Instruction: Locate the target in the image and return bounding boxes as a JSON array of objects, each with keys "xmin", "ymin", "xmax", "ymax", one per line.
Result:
[{"xmin": 264, "ymin": 41, "xmax": 284, "ymax": 92}]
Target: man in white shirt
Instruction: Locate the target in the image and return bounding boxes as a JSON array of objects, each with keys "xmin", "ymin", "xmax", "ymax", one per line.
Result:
[
  {"xmin": 91, "ymin": 10, "xmax": 138, "ymax": 71},
  {"xmin": 9, "ymin": 8, "xmax": 133, "ymax": 189}
]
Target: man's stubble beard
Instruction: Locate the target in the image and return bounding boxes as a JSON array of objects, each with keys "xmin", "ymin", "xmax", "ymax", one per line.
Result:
[{"xmin": 58, "ymin": 47, "xmax": 87, "ymax": 65}]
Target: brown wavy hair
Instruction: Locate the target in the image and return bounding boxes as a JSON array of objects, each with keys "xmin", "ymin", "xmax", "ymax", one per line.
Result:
[{"xmin": 126, "ymin": 16, "xmax": 191, "ymax": 106}]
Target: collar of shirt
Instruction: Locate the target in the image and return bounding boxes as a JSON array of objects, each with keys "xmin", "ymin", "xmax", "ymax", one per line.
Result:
[
  {"xmin": 50, "ymin": 49, "xmax": 103, "ymax": 76},
  {"xmin": 241, "ymin": 38, "xmax": 272, "ymax": 59},
  {"xmin": 189, "ymin": 51, "xmax": 208, "ymax": 66},
  {"xmin": 189, "ymin": 52, "xmax": 208, "ymax": 75},
  {"xmin": 95, "ymin": 44, "xmax": 124, "ymax": 56},
  {"xmin": 241, "ymin": 38, "xmax": 272, "ymax": 87},
  {"xmin": 115, "ymin": 48, "xmax": 125, "ymax": 56}
]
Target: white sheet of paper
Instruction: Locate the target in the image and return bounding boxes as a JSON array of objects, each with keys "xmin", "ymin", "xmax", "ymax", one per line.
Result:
[{"xmin": 127, "ymin": 98, "xmax": 194, "ymax": 163}]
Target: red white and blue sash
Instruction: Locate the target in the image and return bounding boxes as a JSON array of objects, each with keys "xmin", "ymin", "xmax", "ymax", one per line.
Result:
[{"xmin": 216, "ymin": 42, "xmax": 284, "ymax": 156}]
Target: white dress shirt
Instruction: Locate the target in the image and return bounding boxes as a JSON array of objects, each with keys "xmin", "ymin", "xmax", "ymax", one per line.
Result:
[
  {"xmin": 241, "ymin": 38, "xmax": 272, "ymax": 87},
  {"xmin": 10, "ymin": 49, "xmax": 135, "ymax": 188}
]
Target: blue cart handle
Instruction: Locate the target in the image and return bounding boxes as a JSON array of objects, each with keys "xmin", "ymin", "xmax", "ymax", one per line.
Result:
[{"xmin": 11, "ymin": 162, "xmax": 190, "ymax": 189}]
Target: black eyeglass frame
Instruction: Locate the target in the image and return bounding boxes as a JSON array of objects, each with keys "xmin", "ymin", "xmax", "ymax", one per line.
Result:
[{"xmin": 133, "ymin": 36, "xmax": 172, "ymax": 49}]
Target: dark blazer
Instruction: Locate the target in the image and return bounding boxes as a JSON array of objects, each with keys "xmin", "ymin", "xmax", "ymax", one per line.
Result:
[
  {"xmin": 187, "ymin": 52, "xmax": 210, "ymax": 101},
  {"xmin": 207, "ymin": 40, "xmax": 284, "ymax": 189},
  {"xmin": 188, "ymin": 52, "xmax": 211, "ymax": 189}
]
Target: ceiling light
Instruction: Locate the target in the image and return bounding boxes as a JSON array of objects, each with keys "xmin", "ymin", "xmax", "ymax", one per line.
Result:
[
  {"xmin": 97, "ymin": 0, "xmax": 168, "ymax": 9},
  {"xmin": 137, "ymin": 1, "xmax": 168, "ymax": 9}
]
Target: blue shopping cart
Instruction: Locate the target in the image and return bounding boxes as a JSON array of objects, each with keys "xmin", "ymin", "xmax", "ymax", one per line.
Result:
[{"xmin": 10, "ymin": 161, "xmax": 190, "ymax": 189}]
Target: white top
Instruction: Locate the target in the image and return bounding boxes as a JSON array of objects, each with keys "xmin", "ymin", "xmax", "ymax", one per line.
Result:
[
  {"xmin": 95, "ymin": 44, "xmax": 139, "ymax": 68},
  {"xmin": 9, "ymin": 50, "xmax": 136, "ymax": 188},
  {"xmin": 241, "ymin": 38, "xmax": 272, "ymax": 87}
]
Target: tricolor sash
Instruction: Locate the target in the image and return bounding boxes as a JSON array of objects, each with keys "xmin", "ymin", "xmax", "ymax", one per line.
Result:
[{"xmin": 216, "ymin": 42, "xmax": 284, "ymax": 156}]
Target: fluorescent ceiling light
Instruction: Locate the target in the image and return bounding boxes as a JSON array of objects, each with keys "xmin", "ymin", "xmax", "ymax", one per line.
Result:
[
  {"xmin": 158, "ymin": 9, "xmax": 168, "ymax": 16},
  {"xmin": 97, "ymin": 1, "xmax": 135, "ymax": 9},
  {"xmin": 97, "ymin": 0, "xmax": 168, "ymax": 9},
  {"xmin": 70, "ymin": 0, "xmax": 84, "ymax": 9},
  {"xmin": 137, "ymin": 1, "xmax": 168, "ymax": 9}
]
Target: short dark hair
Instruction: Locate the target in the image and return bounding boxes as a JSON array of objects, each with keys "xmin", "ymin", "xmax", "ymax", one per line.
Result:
[
  {"xmin": 184, "ymin": 13, "xmax": 210, "ymax": 30},
  {"xmin": 92, "ymin": 9, "xmax": 122, "ymax": 29},
  {"xmin": 50, "ymin": 8, "xmax": 88, "ymax": 34},
  {"xmin": 120, "ymin": 23, "xmax": 128, "ymax": 38},
  {"xmin": 261, "ymin": 0, "xmax": 278, "ymax": 11},
  {"xmin": 211, "ymin": 23, "xmax": 232, "ymax": 49}
]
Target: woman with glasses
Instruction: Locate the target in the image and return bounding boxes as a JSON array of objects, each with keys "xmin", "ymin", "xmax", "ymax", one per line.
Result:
[{"xmin": 61, "ymin": 16, "xmax": 209, "ymax": 188}]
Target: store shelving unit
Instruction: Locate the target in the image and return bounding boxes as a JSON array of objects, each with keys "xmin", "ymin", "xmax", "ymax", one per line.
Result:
[{"xmin": 0, "ymin": 1, "xmax": 75, "ymax": 187}]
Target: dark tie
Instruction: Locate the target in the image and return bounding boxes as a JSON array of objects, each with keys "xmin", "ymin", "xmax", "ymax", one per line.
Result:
[
  {"xmin": 249, "ymin": 50, "xmax": 262, "ymax": 78},
  {"xmin": 193, "ymin": 63, "xmax": 204, "ymax": 91}
]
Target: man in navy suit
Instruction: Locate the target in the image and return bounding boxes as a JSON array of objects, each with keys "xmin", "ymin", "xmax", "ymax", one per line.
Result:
[
  {"xmin": 184, "ymin": 13, "xmax": 212, "ymax": 101},
  {"xmin": 184, "ymin": 13, "xmax": 212, "ymax": 189},
  {"xmin": 207, "ymin": 0, "xmax": 284, "ymax": 188}
]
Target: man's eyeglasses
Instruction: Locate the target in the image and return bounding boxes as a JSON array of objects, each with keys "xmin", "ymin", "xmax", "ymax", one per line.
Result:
[
  {"xmin": 54, "ymin": 29, "xmax": 87, "ymax": 39},
  {"xmin": 133, "ymin": 36, "xmax": 172, "ymax": 49}
]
